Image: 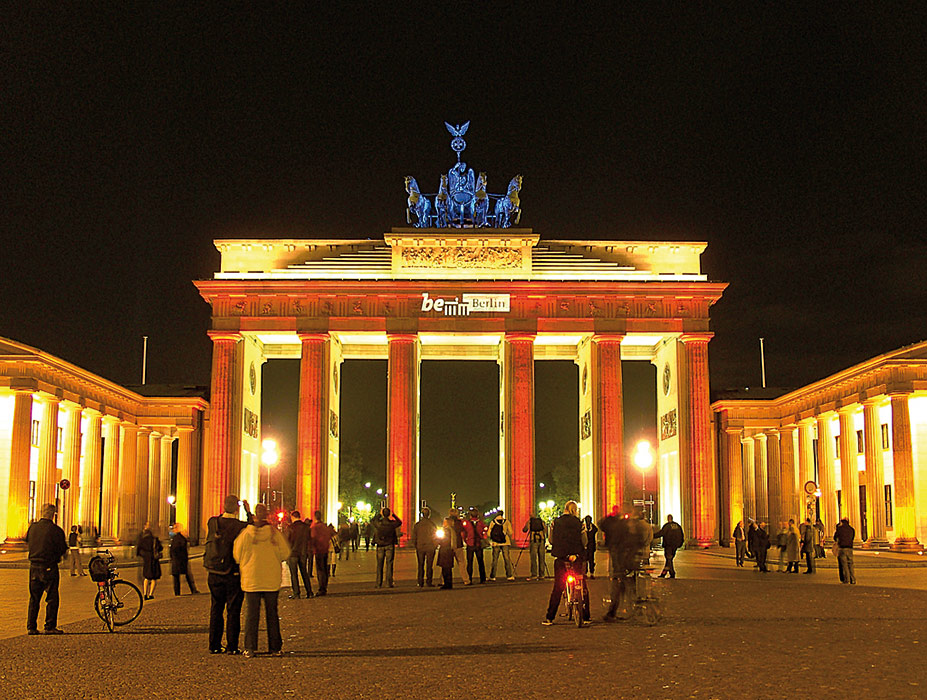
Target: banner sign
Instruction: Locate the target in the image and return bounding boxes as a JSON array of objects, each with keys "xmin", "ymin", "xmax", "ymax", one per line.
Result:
[{"xmin": 421, "ymin": 292, "xmax": 510, "ymax": 316}]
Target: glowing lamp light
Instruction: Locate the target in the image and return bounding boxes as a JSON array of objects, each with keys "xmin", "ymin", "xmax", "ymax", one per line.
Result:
[
  {"xmin": 436, "ymin": 528, "xmax": 445, "ymax": 539},
  {"xmin": 546, "ymin": 500, "xmax": 555, "ymax": 509},
  {"xmin": 261, "ymin": 438, "xmax": 279, "ymax": 468},
  {"xmin": 376, "ymin": 488, "xmax": 383, "ymax": 495},
  {"xmin": 167, "ymin": 495, "xmax": 176, "ymax": 505},
  {"xmin": 539, "ymin": 482, "xmax": 545, "ymax": 488},
  {"xmin": 539, "ymin": 501, "xmax": 547, "ymax": 511},
  {"xmin": 277, "ymin": 511, "xmax": 285, "ymax": 521},
  {"xmin": 337, "ymin": 501, "xmax": 343, "ymax": 510},
  {"xmin": 356, "ymin": 500, "xmax": 366, "ymax": 511},
  {"xmin": 633, "ymin": 440, "xmax": 655, "ymax": 471},
  {"xmin": 566, "ymin": 575, "xmax": 575, "ymax": 583},
  {"xmin": 364, "ymin": 482, "xmax": 371, "ymax": 488}
]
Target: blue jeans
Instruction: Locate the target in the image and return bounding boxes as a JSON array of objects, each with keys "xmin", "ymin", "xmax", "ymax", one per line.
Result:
[
  {"xmin": 529, "ymin": 541, "xmax": 546, "ymax": 578},
  {"xmin": 837, "ymin": 546, "xmax": 856, "ymax": 584},
  {"xmin": 490, "ymin": 545, "xmax": 513, "ymax": 578},
  {"xmin": 243, "ymin": 590, "xmax": 281, "ymax": 653},
  {"xmin": 27, "ymin": 564, "xmax": 60, "ymax": 631},
  {"xmin": 376, "ymin": 544, "xmax": 395, "ymax": 586}
]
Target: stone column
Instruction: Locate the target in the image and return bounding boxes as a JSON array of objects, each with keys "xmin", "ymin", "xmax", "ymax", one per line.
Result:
[
  {"xmin": 742, "ymin": 437, "xmax": 756, "ymax": 520},
  {"xmin": 862, "ymin": 400, "xmax": 889, "ymax": 548},
  {"xmin": 5, "ymin": 391, "xmax": 34, "ymax": 545},
  {"xmin": 767, "ymin": 430, "xmax": 781, "ymax": 526},
  {"xmin": 753, "ymin": 434, "xmax": 768, "ymax": 523},
  {"xmin": 387, "ymin": 334, "xmax": 420, "ymax": 542},
  {"xmin": 175, "ymin": 427, "xmax": 195, "ymax": 536},
  {"xmin": 296, "ymin": 333, "xmax": 329, "ymax": 518},
  {"xmin": 797, "ymin": 419, "xmax": 815, "ymax": 507},
  {"xmin": 680, "ymin": 334, "xmax": 715, "ymax": 546},
  {"xmin": 118, "ymin": 423, "xmax": 138, "ymax": 544},
  {"xmin": 147, "ymin": 431, "xmax": 162, "ymax": 534},
  {"xmin": 889, "ymin": 393, "xmax": 921, "ymax": 551},
  {"xmin": 159, "ymin": 435, "xmax": 174, "ymax": 530},
  {"xmin": 779, "ymin": 426, "xmax": 797, "ymax": 522},
  {"xmin": 80, "ymin": 411, "xmax": 103, "ymax": 542},
  {"xmin": 816, "ymin": 414, "xmax": 838, "ymax": 539},
  {"xmin": 838, "ymin": 407, "xmax": 861, "ymax": 533},
  {"xmin": 99, "ymin": 416, "xmax": 121, "ymax": 543},
  {"xmin": 135, "ymin": 428, "xmax": 151, "ymax": 532},
  {"xmin": 205, "ymin": 332, "xmax": 242, "ymax": 519},
  {"xmin": 60, "ymin": 404, "xmax": 83, "ymax": 531},
  {"xmin": 591, "ymin": 334, "xmax": 624, "ymax": 519},
  {"xmin": 35, "ymin": 397, "xmax": 60, "ymax": 511},
  {"xmin": 500, "ymin": 333, "xmax": 536, "ymax": 537},
  {"xmin": 724, "ymin": 428, "xmax": 745, "ymax": 543}
]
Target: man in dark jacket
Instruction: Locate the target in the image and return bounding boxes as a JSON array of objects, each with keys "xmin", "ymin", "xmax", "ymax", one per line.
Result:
[
  {"xmin": 834, "ymin": 518, "xmax": 856, "ymax": 584},
  {"xmin": 599, "ymin": 508, "xmax": 646, "ymax": 621},
  {"xmin": 410, "ymin": 507, "xmax": 438, "ymax": 587},
  {"xmin": 285, "ymin": 510, "xmax": 313, "ymax": 598},
  {"xmin": 205, "ymin": 495, "xmax": 252, "ymax": 654},
  {"xmin": 170, "ymin": 522, "xmax": 199, "ymax": 595},
  {"xmin": 26, "ymin": 503, "xmax": 68, "ymax": 635},
  {"xmin": 463, "ymin": 508, "xmax": 487, "ymax": 584},
  {"xmin": 654, "ymin": 514, "xmax": 684, "ymax": 579},
  {"xmin": 308, "ymin": 511, "xmax": 332, "ymax": 596},
  {"xmin": 754, "ymin": 521, "xmax": 771, "ymax": 572},
  {"xmin": 543, "ymin": 501, "xmax": 590, "ymax": 626},
  {"xmin": 371, "ymin": 507, "xmax": 402, "ymax": 588},
  {"xmin": 800, "ymin": 518, "xmax": 816, "ymax": 574},
  {"xmin": 522, "ymin": 514, "xmax": 547, "ymax": 580}
]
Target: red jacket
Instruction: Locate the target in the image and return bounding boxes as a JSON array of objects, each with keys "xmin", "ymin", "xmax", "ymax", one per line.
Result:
[
  {"xmin": 309, "ymin": 521, "xmax": 333, "ymax": 555},
  {"xmin": 462, "ymin": 518, "xmax": 487, "ymax": 547}
]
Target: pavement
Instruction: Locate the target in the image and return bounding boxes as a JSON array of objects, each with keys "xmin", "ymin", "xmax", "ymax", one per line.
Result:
[{"xmin": 1, "ymin": 547, "xmax": 926, "ymax": 699}]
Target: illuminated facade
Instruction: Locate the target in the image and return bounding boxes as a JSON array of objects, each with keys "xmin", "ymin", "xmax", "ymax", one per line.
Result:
[
  {"xmin": 196, "ymin": 230, "xmax": 726, "ymax": 544},
  {"xmin": 712, "ymin": 341, "xmax": 927, "ymax": 550},
  {"xmin": 0, "ymin": 337, "xmax": 208, "ymax": 546}
]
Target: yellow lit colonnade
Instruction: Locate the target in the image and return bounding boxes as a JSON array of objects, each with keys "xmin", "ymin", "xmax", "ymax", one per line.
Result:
[
  {"xmin": 0, "ymin": 337, "xmax": 208, "ymax": 547},
  {"xmin": 712, "ymin": 341, "xmax": 927, "ymax": 550}
]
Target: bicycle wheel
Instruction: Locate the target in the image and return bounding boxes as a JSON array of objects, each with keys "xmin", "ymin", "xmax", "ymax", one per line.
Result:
[
  {"xmin": 108, "ymin": 580, "xmax": 144, "ymax": 626},
  {"xmin": 94, "ymin": 588, "xmax": 115, "ymax": 632},
  {"xmin": 640, "ymin": 600, "xmax": 662, "ymax": 626},
  {"xmin": 573, "ymin": 602, "xmax": 584, "ymax": 628}
]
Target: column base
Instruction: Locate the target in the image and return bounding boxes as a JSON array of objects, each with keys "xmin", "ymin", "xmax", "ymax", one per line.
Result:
[
  {"xmin": 861, "ymin": 537, "xmax": 891, "ymax": 550},
  {"xmin": 2, "ymin": 538, "xmax": 27, "ymax": 551},
  {"xmin": 890, "ymin": 537, "xmax": 923, "ymax": 553},
  {"xmin": 688, "ymin": 537, "xmax": 716, "ymax": 549}
]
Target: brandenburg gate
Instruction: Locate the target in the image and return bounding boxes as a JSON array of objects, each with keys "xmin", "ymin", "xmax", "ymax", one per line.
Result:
[{"xmin": 194, "ymin": 126, "xmax": 726, "ymax": 544}]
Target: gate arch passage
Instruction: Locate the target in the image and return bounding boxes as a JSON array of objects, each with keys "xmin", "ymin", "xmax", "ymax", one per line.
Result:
[{"xmin": 195, "ymin": 230, "xmax": 726, "ymax": 545}]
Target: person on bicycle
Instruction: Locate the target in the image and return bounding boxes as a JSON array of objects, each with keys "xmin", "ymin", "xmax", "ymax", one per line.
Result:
[{"xmin": 542, "ymin": 501, "xmax": 590, "ymax": 626}]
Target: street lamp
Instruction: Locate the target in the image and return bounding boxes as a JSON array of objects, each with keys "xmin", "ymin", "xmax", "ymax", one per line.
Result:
[
  {"xmin": 261, "ymin": 438, "xmax": 279, "ymax": 506},
  {"xmin": 633, "ymin": 440, "xmax": 656, "ymax": 522},
  {"xmin": 167, "ymin": 495, "xmax": 176, "ymax": 526}
]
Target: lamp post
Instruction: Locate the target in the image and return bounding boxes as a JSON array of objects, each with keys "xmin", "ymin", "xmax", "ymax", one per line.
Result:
[
  {"xmin": 633, "ymin": 440, "xmax": 656, "ymax": 522},
  {"xmin": 261, "ymin": 439, "xmax": 279, "ymax": 506},
  {"xmin": 167, "ymin": 495, "xmax": 176, "ymax": 526}
]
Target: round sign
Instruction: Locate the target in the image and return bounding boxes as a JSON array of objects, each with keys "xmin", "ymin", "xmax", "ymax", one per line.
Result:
[
  {"xmin": 59, "ymin": 479, "xmax": 70, "ymax": 490},
  {"xmin": 803, "ymin": 480, "xmax": 817, "ymax": 496}
]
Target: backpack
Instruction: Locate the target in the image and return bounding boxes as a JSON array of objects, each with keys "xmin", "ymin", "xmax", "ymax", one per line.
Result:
[
  {"xmin": 203, "ymin": 517, "xmax": 235, "ymax": 574},
  {"xmin": 88, "ymin": 554, "xmax": 111, "ymax": 582},
  {"xmin": 490, "ymin": 520, "xmax": 507, "ymax": 544}
]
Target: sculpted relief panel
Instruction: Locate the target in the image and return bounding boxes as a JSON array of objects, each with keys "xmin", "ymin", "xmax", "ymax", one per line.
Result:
[{"xmin": 401, "ymin": 246, "xmax": 521, "ymax": 269}]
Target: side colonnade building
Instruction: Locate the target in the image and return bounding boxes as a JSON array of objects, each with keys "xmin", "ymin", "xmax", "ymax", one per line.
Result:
[
  {"xmin": 712, "ymin": 341, "xmax": 927, "ymax": 550},
  {"xmin": 0, "ymin": 337, "xmax": 208, "ymax": 547}
]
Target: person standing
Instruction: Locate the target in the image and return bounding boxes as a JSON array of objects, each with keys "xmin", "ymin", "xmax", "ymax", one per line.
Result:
[
  {"xmin": 337, "ymin": 521, "xmax": 352, "ymax": 562},
  {"xmin": 446, "ymin": 508, "xmax": 471, "ymax": 585},
  {"xmin": 371, "ymin": 507, "xmax": 402, "ymax": 588},
  {"xmin": 170, "ymin": 522, "xmax": 199, "ymax": 595},
  {"xmin": 523, "ymin": 513, "xmax": 548, "ymax": 580},
  {"xmin": 26, "ymin": 503, "xmax": 68, "ymax": 635},
  {"xmin": 814, "ymin": 518, "xmax": 826, "ymax": 558},
  {"xmin": 775, "ymin": 522, "xmax": 789, "ymax": 572},
  {"xmin": 309, "ymin": 511, "xmax": 332, "ymax": 596},
  {"xmin": 487, "ymin": 511, "xmax": 516, "ymax": 581},
  {"xmin": 754, "ymin": 521, "xmax": 771, "ymax": 572},
  {"xmin": 436, "ymin": 515, "xmax": 458, "ymax": 589},
  {"xmin": 800, "ymin": 518, "xmax": 816, "ymax": 574},
  {"xmin": 364, "ymin": 521, "xmax": 374, "ymax": 551},
  {"xmin": 68, "ymin": 525, "xmax": 85, "ymax": 577},
  {"xmin": 233, "ymin": 503, "xmax": 291, "ymax": 658},
  {"xmin": 834, "ymin": 518, "xmax": 857, "ymax": 584},
  {"xmin": 732, "ymin": 520, "xmax": 747, "ymax": 567},
  {"xmin": 136, "ymin": 526, "xmax": 163, "ymax": 600},
  {"xmin": 285, "ymin": 510, "xmax": 312, "ymax": 599},
  {"xmin": 785, "ymin": 519, "xmax": 801, "ymax": 573},
  {"xmin": 542, "ymin": 501, "xmax": 590, "ymax": 626},
  {"xmin": 410, "ymin": 507, "xmax": 438, "ymax": 587},
  {"xmin": 204, "ymin": 495, "xmax": 252, "ymax": 655},
  {"xmin": 582, "ymin": 516, "xmax": 599, "ymax": 579},
  {"xmin": 463, "ymin": 508, "xmax": 487, "ymax": 584},
  {"xmin": 599, "ymin": 507, "xmax": 636, "ymax": 621},
  {"xmin": 654, "ymin": 514, "xmax": 684, "ymax": 579},
  {"xmin": 350, "ymin": 519, "xmax": 360, "ymax": 552}
]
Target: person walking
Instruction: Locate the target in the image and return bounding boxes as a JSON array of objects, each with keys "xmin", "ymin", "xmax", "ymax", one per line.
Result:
[
  {"xmin": 204, "ymin": 495, "xmax": 252, "ymax": 655},
  {"xmin": 68, "ymin": 525, "xmax": 85, "ymax": 576},
  {"xmin": 785, "ymin": 519, "xmax": 801, "ymax": 573},
  {"xmin": 337, "ymin": 521, "xmax": 352, "ymax": 562},
  {"xmin": 285, "ymin": 510, "xmax": 313, "ymax": 599},
  {"xmin": 654, "ymin": 514, "xmax": 684, "ymax": 579},
  {"xmin": 542, "ymin": 501, "xmax": 590, "ymax": 626},
  {"xmin": 754, "ymin": 521, "xmax": 771, "ymax": 572},
  {"xmin": 582, "ymin": 515, "xmax": 599, "ymax": 579},
  {"xmin": 775, "ymin": 522, "xmax": 789, "ymax": 572},
  {"xmin": 732, "ymin": 520, "xmax": 747, "ymax": 567},
  {"xmin": 834, "ymin": 518, "xmax": 857, "ymax": 584},
  {"xmin": 350, "ymin": 519, "xmax": 360, "ymax": 552},
  {"xmin": 233, "ymin": 503, "xmax": 291, "ymax": 658},
  {"xmin": 136, "ymin": 526, "xmax": 163, "ymax": 600},
  {"xmin": 487, "ymin": 510, "xmax": 516, "ymax": 581},
  {"xmin": 814, "ymin": 518, "xmax": 827, "ymax": 559},
  {"xmin": 371, "ymin": 507, "xmax": 402, "ymax": 588},
  {"xmin": 436, "ymin": 515, "xmax": 458, "ymax": 589},
  {"xmin": 523, "ymin": 512, "xmax": 548, "ymax": 580},
  {"xmin": 410, "ymin": 507, "xmax": 438, "ymax": 587},
  {"xmin": 309, "ymin": 511, "xmax": 332, "ymax": 596},
  {"xmin": 170, "ymin": 522, "xmax": 199, "ymax": 595},
  {"xmin": 364, "ymin": 521, "xmax": 374, "ymax": 551},
  {"xmin": 800, "ymin": 518, "xmax": 816, "ymax": 574},
  {"xmin": 26, "ymin": 503, "xmax": 68, "ymax": 635},
  {"xmin": 463, "ymin": 508, "xmax": 487, "ymax": 584}
]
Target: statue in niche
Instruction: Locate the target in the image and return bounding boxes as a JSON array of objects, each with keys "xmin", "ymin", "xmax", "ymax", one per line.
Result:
[
  {"xmin": 435, "ymin": 175, "xmax": 449, "ymax": 228},
  {"xmin": 473, "ymin": 172, "xmax": 489, "ymax": 227},
  {"xmin": 405, "ymin": 176, "xmax": 432, "ymax": 227},
  {"xmin": 494, "ymin": 175, "xmax": 522, "ymax": 227}
]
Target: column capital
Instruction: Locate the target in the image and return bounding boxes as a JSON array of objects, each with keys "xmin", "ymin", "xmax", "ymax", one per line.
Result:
[
  {"xmin": 297, "ymin": 332, "xmax": 329, "ymax": 343},
  {"xmin": 680, "ymin": 332, "xmax": 714, "ymax": 344},
  {"xmin": 207, "ymin": 330, "xmax": 242, "ymax": 342},
  {"xmin": 753, "ymin": 432, "xmax": 768, "ymax": 443},
  {"xmin": 176, "ymin": 425, "xmax": 196, "ymax": 433},
  {"xmin": 862, "ymin": 396, "xmax": 886, "ymax": 408},
  {"xmin": 137, "ymin": 426, "xmax": 153, "ymax": 437},
  {"xmin": 888, "ymin": 390, "xmax": 913, "ymax": 399},
  {"xmin": 724, "ymin": 426, "xmax": 744, "ymax": 436},
  {"xmin": 591, "ymin": 333, "xmax": 624, "ymax": 344},
  {"xmin": 386, "ymin": 333, "xmax": 420, "ymax": 344},
  {"xmin": 779, "ymin": 424, "xmax": 797, "ymax": 435},
  {"xmin": 837, "ymin": 403, "xmax": 859, "ymax": 416},
  {"xmin": 37, "ymin": 394, "xmax": 61, "ymax": 406},
  {"xmin": 504, "ymin": 332, "xmax": 536, "ymax": 343}
]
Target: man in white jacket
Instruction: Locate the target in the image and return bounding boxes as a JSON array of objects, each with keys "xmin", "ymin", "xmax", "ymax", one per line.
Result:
[
  {"xmin": 233, "ymin": 504, "xmax": 291, "ymax": 658},
  {"xmin": 487, "ymin": 511, "xmax": 516, "ymax": 581}
]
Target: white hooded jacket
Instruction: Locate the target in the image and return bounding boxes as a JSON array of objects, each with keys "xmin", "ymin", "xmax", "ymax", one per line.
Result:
[{"xmin": 233, "ymin": 522, "xmax": 291, "ymax": 592}]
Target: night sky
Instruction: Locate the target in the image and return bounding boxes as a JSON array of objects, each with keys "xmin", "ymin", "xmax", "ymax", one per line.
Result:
[{"xmin": 4, "ymin": 7, "xmax": 924, "ymax": 508}]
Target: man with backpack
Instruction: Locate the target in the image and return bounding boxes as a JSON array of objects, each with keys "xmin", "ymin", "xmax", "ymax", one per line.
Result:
[
  {"xmin": 371, "ymin": 507, "xmax": 402, "ymax": 588},
  {"xmin": 522, "ymin": 512, "xmax": 548, "ymax": 580},
  {"xmin": 487, "ymin": 510, "xmax": 516, "ymax": 581},
  {"xmin": 204, "ymin": 495, "xmax": 252, "ymax": 655}
]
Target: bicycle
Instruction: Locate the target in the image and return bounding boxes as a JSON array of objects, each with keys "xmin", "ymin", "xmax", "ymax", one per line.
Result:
[
  {"xmin": 562, "ymin": 559, "xmax": 587, "ymax": 628},
  {"xmin": 621, "ymin": 563, "xmax": 663, "ymax": 626},
  {"xmin": 88, "ymin": 550, "xmax": 144, "ymax": 632}
]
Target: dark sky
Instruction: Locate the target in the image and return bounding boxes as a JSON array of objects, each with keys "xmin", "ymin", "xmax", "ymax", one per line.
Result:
[{"xmin": 3, "ymin": 7, "xmax": 925, "ymax": 506}]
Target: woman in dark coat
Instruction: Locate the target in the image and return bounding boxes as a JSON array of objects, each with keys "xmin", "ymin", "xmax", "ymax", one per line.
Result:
[
  {"xmin": 582, "ymin": 515, "xmax": 599, "ymax": 579},
  {"xmin": 754, "ymin": 522, "xmax": 771, "ymax": 572},
  {"xmin": 436, "ymin": 516, "xmax": 459, "ymax": 589},
  {"xmin": 136, "ymin": 526, "xmax": 163, "ymax": 600},
  {"xmin": 169, "ymin": 522, "xmax": 199, "ymax": 595}
]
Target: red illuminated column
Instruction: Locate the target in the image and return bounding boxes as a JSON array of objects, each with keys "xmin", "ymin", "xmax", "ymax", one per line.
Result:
[
  {"xmin": 889, "ymin": 393, "xmax": 921, "ymax": 551},
  {"xmin": 502, "ymin": 334, "xmax": 535, "ymax": 538},
  {"xmin": 591, "ymin": 335, "xmax": 624, "ymax": 519},
  {"xmin": 4, "ymin": 390, "xmax": 34, "ymax": 545},
  {"xmin": 297, "ymin": 333, "xmax": 329, "ymax": 519},
  {"xmin": 387, "ymin": 334, "xmax": 419, "ymax": 543},
  {"xmin": 681, "ymin": 333, "xmax": 716, "ymax": 547},
  {"xmin": 205, "ymin": 332, "xmax": 241, "ymax": 517}
]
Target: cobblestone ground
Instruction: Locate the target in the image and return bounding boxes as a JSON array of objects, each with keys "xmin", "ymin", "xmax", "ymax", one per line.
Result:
[{"xmin": 1, "ymin": 549, "xmax": 926, "ymax": 699}]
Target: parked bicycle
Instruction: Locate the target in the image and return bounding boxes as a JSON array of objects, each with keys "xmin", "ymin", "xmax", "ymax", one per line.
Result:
[{"xmin": 88, "ymin": 550, "xmax": 144, "ymax": 632}]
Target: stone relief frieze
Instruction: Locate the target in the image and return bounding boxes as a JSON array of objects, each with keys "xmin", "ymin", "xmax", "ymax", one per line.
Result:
[{"xmin": 401, "ymin": 246, "xmax": 521, "ymax": 269}]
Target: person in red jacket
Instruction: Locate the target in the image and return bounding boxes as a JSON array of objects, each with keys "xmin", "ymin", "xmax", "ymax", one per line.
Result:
[
  {"xmin": 463, "ymin": 508, "xmax": 487, "ymax": 584},
  {"xmin": 309, "ymin": 511, "xmax": 332, "ymax": 596}
]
